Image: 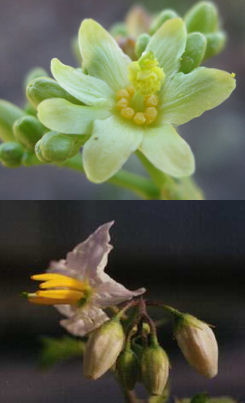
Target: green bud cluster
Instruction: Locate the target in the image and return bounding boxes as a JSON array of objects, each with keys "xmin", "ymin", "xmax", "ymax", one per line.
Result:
[
  {"xmin": 119, "ymin": 2, "xmax": 227, "ymax": 72},
  {"xmin": 0, "ymin": 66, "xmax": 84, "ymax": 169}
]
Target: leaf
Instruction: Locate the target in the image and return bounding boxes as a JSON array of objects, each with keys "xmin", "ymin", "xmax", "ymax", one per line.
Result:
[{"xmin": 39, "ymin": 336, "xmax": 86, "ymax": 369}]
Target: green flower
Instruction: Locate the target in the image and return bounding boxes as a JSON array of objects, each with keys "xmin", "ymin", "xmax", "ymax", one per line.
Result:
[{"xmin": 37, "ymin": 18, "xmax": 236, "ymax": 184}]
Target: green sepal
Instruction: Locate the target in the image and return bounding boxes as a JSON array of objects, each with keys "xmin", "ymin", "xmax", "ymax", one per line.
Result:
[
  {"xmin": 13, "ymin": 115, "xmax": 46, "ymax": 151},
  {"xmin": 26, "ymin": 77, "xmax": 82, "ymax": 109},
  {"xmin": 0, "ymin": 142, "xmax": 24, "ymax": 168},
  {"xmin": 116, "ymin": 347, "xmax": 139, "ymax": 390},
  {"xmin": 180, "ymin": 32, "xmax": 207, "ymax": 74},
  {"xmin": 185, "ymin": 1, "xmax": 219, "ymax": 34},
  {"xmin": 35, "ymin": 131, "xmax": 83, "ymax": 163},
  {"xmin": 149, "ymin": 9, "xmax": 178, "ymax": 35},
  {"xmin": 135, "ymin": 34, "xmax": 151, "ymax": 58},
  {"xmin": 24, "ymin": 67, "xmax": 49, "ymax": 89},
  {"xmin": 0, "ymin": 100, "xmax": 25, "ymax": 142},
  {"xmin": 204, "ymin": 31, "xmax": 227, "ymax": 60}
]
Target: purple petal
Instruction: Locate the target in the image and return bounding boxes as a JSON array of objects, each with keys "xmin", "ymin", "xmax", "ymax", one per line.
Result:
[
  {"xmin": 60, "ymin": 306, "xmax": 109, "ymax": 336},
  {"xmin": 65, "ymin": 221, "xmax": 114, "ymax": 280}
]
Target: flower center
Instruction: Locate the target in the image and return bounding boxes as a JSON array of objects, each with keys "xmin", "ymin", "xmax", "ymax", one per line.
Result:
[
  {"xmin": 116, "ymin": 52, "xmax": 165, "ymax": 126},
  {"xmin": 26, "ymin": 273, "xmax": 93, "ymax": 306}
]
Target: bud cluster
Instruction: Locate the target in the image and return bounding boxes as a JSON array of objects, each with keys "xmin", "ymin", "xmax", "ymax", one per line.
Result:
[{"xmin": 81, "ymin": 299, "xmax": 218, "ymax": 400}]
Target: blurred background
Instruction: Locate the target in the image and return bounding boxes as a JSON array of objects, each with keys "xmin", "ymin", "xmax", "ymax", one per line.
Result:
[
  {"xmin": 0, "ymin": 201, "xmax": 244, "ymax": 402},
  {"xmin": 0, "ymin": 0, "xmax": 244, "ymax": 200}
]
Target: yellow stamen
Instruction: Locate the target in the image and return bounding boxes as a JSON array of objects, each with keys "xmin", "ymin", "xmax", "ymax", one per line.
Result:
[
  {"xmin": 145, "ymin": 94, "xmax": 159, "ymax": 107},
  {"xmin": 145, "ymin": 107, "xmax": 158, "ymax": 125},
  {"xmin": 37, "ymin": 289, "xmax": 84, "ymax": 301},
  {"xmin": 31, "ymin": 273, "xmax": 72, "ymax": 282},
  {"xmin": 121, "ymin": 107, "xmax": 135, "ymax": 120},
  {"xmin": 116, "ymin": 89, "xmax": 130, "ymax": 99},
  {"xmin": 128, "ymin": 52, "xmax": 165, "ymax": 96},
  {"xmin": 116, "ymin": 98, "xmax": 129, "ymax": 110},
  {"xmin": 26, "ymin": 272, "xmax": 93, "ymax": 306},
  {"xmin": 134, "ymin": 112, "xmax": 146, "ymax": 126},
  {"xmin": 39, "ymin": 278, "xmax": 87, "ymax": 291},
  {"xmin": 127, "ymin": 86, "xmax": 135, "ymax": 97}
]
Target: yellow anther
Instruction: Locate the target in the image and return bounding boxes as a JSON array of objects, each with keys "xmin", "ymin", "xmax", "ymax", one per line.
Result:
[
  {"xmin": 116, "ymin": 97, "xmax": 129, "ymax": 110},
  {"xmin": 121, "ymin": 107, "xmax": 135, "ymax": 120},
  {"xmin": 127, "ymin": 86, "xmax": 135, "ymax": 97},
  {"xmin": 37, "ymin": 289, "xmax": 84, "ymax": 301},
  {"xmin": 128, "ymin": 51, "xmax": 165, "ymax": 96},
  {"xmin": 145, "ymin": 107, "xmax": 158, "ymax": 124},
  {"xmin": 145, "ymin": 94, "xmax": 159, "ymax": 107},
  {"xmin": 27, "ymin": 272, "xmax": 93, "ymax": 306},
  {"xmin": 134, "ymin": 112, "xmax": 146, "ymax": 126},
  {"xmin": 116, "ymin": 89, "xmax": 130, "ymax": 99}
]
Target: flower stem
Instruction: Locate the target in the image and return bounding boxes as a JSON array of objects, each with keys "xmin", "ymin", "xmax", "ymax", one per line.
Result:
[
  {"xmin": 136, "ymin": 151, "xmax": 204, "ymax": 200},
  {"xmin": 62, "ymin": 154, "xmax": 160, "ymax": 200}
]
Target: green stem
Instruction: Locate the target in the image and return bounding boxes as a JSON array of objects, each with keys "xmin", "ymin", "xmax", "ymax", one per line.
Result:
[
  {"xmin": 62, "ymin": 154, "xmax": 160, "ymax": 200},
  {"xmin": 136, "ymin": 151, "xmax": 204, "ymax": 200}
]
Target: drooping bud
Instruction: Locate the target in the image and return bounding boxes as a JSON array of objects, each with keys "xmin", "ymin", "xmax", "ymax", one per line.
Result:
[
  {"xmin": 180, "ymin": 32, "xmax": 207, "ymax": 74},
  {"xmin": 13, "ymin": 116, "xmax": 46, "ymax": 151},
  {"xmin": 35, "ymin": 131, "xmax": 82, "ymax": 163},
  {"xmin": 175, "ymin": 314, "xmax": 218, "ymax": 378},
  {"xmin": 135, "ymin": 34, "xmax": 151, "ymax": 59},
  {"xmin": 125, "ymin": 6, "xmax": 151, "ymax": 37},
  {"xmin": 149, "ymin": 9, "xmax": 178, "ymax": 35},
  {"xmin": 83, "ymin": 318, "xmax": 125, "ymax": 380},
  {"xmin": 204, "ymin": 31, "xmax": 227, "ymax": 60},
  {"xmin": 26, "ymin": 77, "xmax": 81, "ymax": 109},
  {"xmin": 0, "ymin": 100, "xmax": 25, "ymax": 142},
  {"xmin": 141, "ymin": 341, "xmax": 169, "ymax": 396},
  {"xmin": 117, "ymin": 347, "xmax": 139, "ymax": 390},
  {"xmin": 0, "ymin": 142, "xmax": 24, "ymax": 168},
  {"xmin": 185, "ymin": 1, "xmax": 219, "ymax": 34}
]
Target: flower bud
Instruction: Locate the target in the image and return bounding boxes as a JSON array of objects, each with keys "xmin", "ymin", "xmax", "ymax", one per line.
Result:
[
  {"xmin": 180, "ymin": 32, "xmax": 207, "ymax": 74},
  {"xmin": 117, "ymin": 347, "xmax": 139, "ymax": 390},
  {"xmin": 175, "ymin": 314, "xmax": 218, "ymax": 378},
  {"xmin": 110, "ymin": 23, "xmax": 128, "ymax": 38},
  {"xmin": 0, "ymin": 100, "xmax": 25, "ymax": 142},
  {"xmin": 35, "ymin": 131, "xmax": 82, "ymax": 163},
  {"xmin": 135, "ymin": 34, "xmax": 151, "ymax": 59},
  {"xmin": 24, "ymin": 67, "xmax": 49, "ymax": 89},
  {"xmin": 126, "ymin": 6, "xmax": 151, "ymax": 37},
  {"xmin": 13, "ymin": 116, "xmax": 46, "ymax": 151},
  {"xmin": 204, "ymin": 31, "xmax": 226, "ymax": 60},
  {"xmin": 149, "ymin": 9, "xmax": 178, "ymax": 35},
  {"xmin": 185, "ymin": 1, "xmax": 219, "ymax": 34},
  {"xmin": 83, "ymin": 318, "xmax": 125, "ymax": 380},
  {"xmin": 141, "ymin": 342, "xmax": 169, "ymax": 396},
  {"xmin": 0, "ymin": 142, "xmax": 24, "ymax": 168},
  {"xmin": 26, "ymin": 77, "xmax": 81, "ymax": 109}
]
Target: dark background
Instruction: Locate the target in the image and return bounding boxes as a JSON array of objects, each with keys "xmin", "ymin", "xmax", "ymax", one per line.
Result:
[
  {"xmin": 0, "ymin": 201, "xmax": 244, "ymax": 402},
  {"xmin": 0, "ymin": 0, "xmax": 245, "ymax": 200}
]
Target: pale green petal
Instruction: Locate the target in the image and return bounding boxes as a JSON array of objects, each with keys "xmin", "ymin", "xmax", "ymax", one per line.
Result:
[
  {"xmin": 38, "ymin": 98, "xmax": 110, "ymax": 135},
  {"xmin": 140, "ymin": 123, "xmax": 195, "ymax": 178},
  {"xmin": 145, "ymin": 18, "xmax": 187, "ymax": 78},
  {"xmin": 162, "ymin": 67, "xmax": 236, "ymax": 125},
  {"xmin": 79, "ymin": 19, "xmax": 131, "ymax": 91},
  {"xmin": 83, "ymin": 116, "xmax": 143, "ymax": 183},
  {"xmin": 51, "ymin": 58, "xmax": 114, "ymax": 107}
]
